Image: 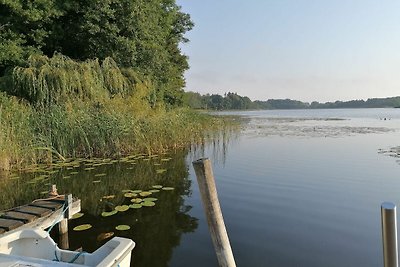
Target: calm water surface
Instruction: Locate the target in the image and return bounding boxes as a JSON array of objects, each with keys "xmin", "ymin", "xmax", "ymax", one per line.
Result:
[{"xmin": 1, "ymin": 108, "xmax": 400, "ymax": 267}]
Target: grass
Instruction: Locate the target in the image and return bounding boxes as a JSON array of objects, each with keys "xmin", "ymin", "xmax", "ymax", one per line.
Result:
[{"xmin": 0, "ymin": 92, "xmax": 236, "ymax": 170}]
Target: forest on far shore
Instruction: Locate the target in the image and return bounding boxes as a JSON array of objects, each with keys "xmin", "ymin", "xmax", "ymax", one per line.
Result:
[{"xmin": 183, "ymin": 91, "xmax": 400, "ymax": 110}]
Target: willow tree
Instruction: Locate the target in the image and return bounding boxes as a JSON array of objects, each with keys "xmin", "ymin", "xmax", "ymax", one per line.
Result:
[
  {"xmin": 0, "ymin": 0, "xmax": 193, "ymax": 107},
  {"xmin": 48, "ymin": 0, "xmax": 193, "ymax": 106}
]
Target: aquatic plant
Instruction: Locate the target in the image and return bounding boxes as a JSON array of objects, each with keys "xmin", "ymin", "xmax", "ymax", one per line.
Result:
[
  {"xmin": 115, "ymin": 225, "xmax": 130, "ymax": 231},
  {"xmin": 73, "ymin": 224, "xmax": 92, "ymax": 231}
]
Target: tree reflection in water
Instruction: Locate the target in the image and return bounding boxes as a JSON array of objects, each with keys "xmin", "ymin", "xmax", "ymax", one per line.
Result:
[{"xmin": 0, "ymin": 150, "xmax": 197, "ymax": 267}]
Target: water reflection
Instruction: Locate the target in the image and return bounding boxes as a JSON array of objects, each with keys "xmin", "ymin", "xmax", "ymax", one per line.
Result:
[
  {"xmin": 0, "ymin": 151, "xmax": 198, "ymax": 267},
  {"xmin": 188, "ymin": 129, "xmax": 241, "ymax": 166}
]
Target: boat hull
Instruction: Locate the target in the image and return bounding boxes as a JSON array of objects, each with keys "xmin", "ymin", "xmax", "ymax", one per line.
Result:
[{"xmin": 0, "ymin": 229, "xmax": 135, "ymax": 267}]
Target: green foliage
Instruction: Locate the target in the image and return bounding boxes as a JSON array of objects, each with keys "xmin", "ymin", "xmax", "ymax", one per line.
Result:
[
  {"xmin": 6, "ymin": 54, "xmax": 148, "ymax": 108},
  {"xmin": 0, "ymin": 90, "xmax": 235, "ymax": 169},
  {"xmin": 0, "ymin": 0, "xmax": 193, "ymax": 106},
  {"xmin": 309, "ymin": 97, "xmax": 400, "ymax": 109},
  {"xmin": 0, "ymin": 0, "xmax": 238, "ymax": 170},
  {"xmin": 185, "ymin": 91, "xmax": 400, "ymax": 110},
  {"xmin": 184, "ymin": 91, "xmax": 257, "ymax": 110},
  {"xmin": 254, "ymin": 99, "xmax": 309, "ymax": 109},
  {"xmin": 0, "ymin": 0, "xmax": 64, "ymax": 74},
  {"xmin": 0, "ymin": 92, "xmax": 37, "ymax": 169}
]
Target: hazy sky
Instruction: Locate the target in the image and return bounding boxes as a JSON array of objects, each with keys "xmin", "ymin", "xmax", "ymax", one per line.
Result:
[{"xmin": 177, "ymin": 0, "xmax": 400, "ymax": 102}]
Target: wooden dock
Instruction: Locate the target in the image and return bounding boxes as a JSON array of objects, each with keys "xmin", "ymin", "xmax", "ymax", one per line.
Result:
[{"xmin": 0, "ymin": 191, "xmax": 81, "ymax": 235}]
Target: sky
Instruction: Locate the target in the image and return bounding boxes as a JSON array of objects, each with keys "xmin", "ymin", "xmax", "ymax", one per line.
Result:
[{"xmin": 176, "ymin": 0, "xmax": 400, "ymax": 102}]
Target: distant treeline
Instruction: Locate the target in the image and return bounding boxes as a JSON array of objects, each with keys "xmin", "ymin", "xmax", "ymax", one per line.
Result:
[{"xmin": 183, "ymin": 91, "xmax": 400, "ymax": 110}]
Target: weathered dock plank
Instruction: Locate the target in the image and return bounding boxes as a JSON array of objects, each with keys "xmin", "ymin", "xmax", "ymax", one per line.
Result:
[
  {"xmin": 0, "ymin": 218, "xmax": 24, "ymax": 231},
  {"xmin": 15, "ymin": 206, "xmax": 52, "ymax": 217},
  {"xmin": 0, "ymin": 194, "xmax": 81, "ymax": 236},
  {"xmin": 6, "ymin": 199, "xmax": 81, "ymax": 235},
  {"xmin": 30, "ymin": 200, "xmax": 63, "ymax": 211},
  {"xmin": 2, "ymin": 211, "xmax": 38, "ymax": 223}
]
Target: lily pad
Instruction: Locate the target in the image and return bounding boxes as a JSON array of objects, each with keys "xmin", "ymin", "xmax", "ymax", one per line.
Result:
[
  {"xmin": 85, "ymin": 167, "xmax": 95, "ymax": 170},
  {"xmin": 143, "ymin": 197, "xmax": 158, "ymax": 202},
  {"xmin": 73, "ymin": 224, "xmax": 92, "ymax": 231},
  {"xmin": 94, "ymin": 173, "xmax": 107, "ymax": 177},
  {"xmin": 115, "ymin": 225, "xmax": 130, "ymax": 231},
  {"xmin": 71, "ymin": 212, "xmax": 84, "ymax": 219},
  {"xmin": 152, "ymin": 185, "xmax": 163, "ymax": 189},
  {"xmin": 115, "ymin": 205, "xmax": 129, "ymax": 212},
  {"xmin": 162, "ymin": 187, "xmax": 174, "ymax": 191},
  {"xmin": 92, "ymin": 180, "xmax": 101, "ymax": 183},
  {"xmin": 142, "ymin": 201, "xmax": 156, "ymax": 207},
  {"xmin": 102, "ymin": 195, "xmax": 115, "ymax": 200},
  {"xmin": 121, "ymin": 189, "xmax": 133, "ymax": 193},
  {"xmin": 124, "ymin": 193, "xmax": 138, "ymax": 198},
  {"xmin": 131, "ymin": 190, "xmax": 142, "ymax": 194},
  {"xmin": 101, "ymin": 210, "xmax": 118, "ymax": 217},
  {"xmin": 149, "ymin": 189, "xmax": 160, "ymax": 193},
  {"xmin": 129, "ymin": 204, "xmax": 142, "ymax": 209},
  {"xmin": 156, "ymin": 169, "xmax": 167, "ymax": 174},
  {"xmin": 139, "ymin": 191, "xmax": 152, "ymax": 197},
  {"xmin": 131, "ymin": 198, "xmax": 143, "ymax": 203}
]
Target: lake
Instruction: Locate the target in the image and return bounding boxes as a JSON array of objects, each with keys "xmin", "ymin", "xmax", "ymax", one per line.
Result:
[{"xmin": 1, "ymin": 108, "xmax": 400, "ymax": 267}]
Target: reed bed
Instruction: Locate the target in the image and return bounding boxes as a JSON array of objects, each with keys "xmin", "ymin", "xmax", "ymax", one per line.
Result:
[{"xmin": 0, "ymin": 91, "xmax": 235, "ymax": 170}]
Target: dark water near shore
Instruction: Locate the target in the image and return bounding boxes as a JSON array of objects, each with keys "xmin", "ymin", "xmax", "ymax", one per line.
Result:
[{"xmin": 1, "ymin": 108, "xmax": 400, "ymax": 267}]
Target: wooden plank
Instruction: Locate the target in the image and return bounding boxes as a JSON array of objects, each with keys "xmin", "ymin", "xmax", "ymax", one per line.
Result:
[
  {"xmin": 2, "ymin": 211, "xmax": 38, "ymax": 223},
  {"xmin": 47, "ymin": 197, "xmax": 65, "ymax": 204},
  {"xmin": 0, "ymin": 199, "xmax": 81, "ymax": 236},
  {"xmin": 30, "ymin": 200, "xmax": 63, "ymax": 210},
  {"xmin": 192, "ymin": 158, "xmax": 237, "ymax": 267},
  {"xmin": 15, "ymin": 206, "xmax": 52, "ymax": 217},
  {"xmin": 0, "ymin": 218, "xmax": 24, "ymax": 231}
]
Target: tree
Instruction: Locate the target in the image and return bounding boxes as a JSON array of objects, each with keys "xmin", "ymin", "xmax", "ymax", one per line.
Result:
[
  {"xmin": 0, "ymin": 0, "xmax": 63, "ymax": 74},
  {"xmin": 0, "ymin": 0, "xmax": 193, "ymax": 107}
]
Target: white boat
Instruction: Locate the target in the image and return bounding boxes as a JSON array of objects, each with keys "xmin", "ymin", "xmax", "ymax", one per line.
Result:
[{"xmin": 0, "ymin": 228, "xmax": 135, "ymax": 267}]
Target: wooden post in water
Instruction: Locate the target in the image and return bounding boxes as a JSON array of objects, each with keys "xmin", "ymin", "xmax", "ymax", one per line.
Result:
[
  {"xmin": 59, "ymin": 233, "xmax": 69, "ymax": 249},
  {"xmin": 58, "ymin": 194, "xmax": 72, "ymax": 235},
  {"xmin": 192, "ymin": 158, "xmax": 236, "ymax": 267},
  {"xmin": 49, "ymin": 184, "xmax": 58, "ymax": 197},
  {"xmin": 381, "ymin": 202, "xmax": 399, "ymax": 267},
  {"xmin": 58, "ymin": 194, "xmax": 72, "ymax": 249}
]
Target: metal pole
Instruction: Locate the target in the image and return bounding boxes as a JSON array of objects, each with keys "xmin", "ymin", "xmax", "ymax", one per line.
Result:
[
  {"xmin": 381, "ymin": 202, "xmax": 398, "ymax": 267},
  {"xmin": 192, "ymin": 158, "xmax": 236, "ymax": 267}
]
